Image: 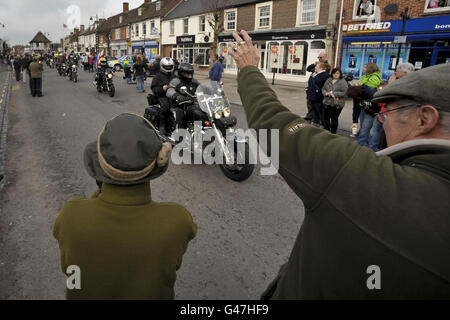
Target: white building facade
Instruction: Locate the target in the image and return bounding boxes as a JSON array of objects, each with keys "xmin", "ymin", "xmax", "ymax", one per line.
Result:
[
  {"xmin": 161, "ymin": 13, "xmax": 214, "ymax": 66},
  {"xmin": 131, "ymin": 16, "xmax": 161, "ymax": 59}
]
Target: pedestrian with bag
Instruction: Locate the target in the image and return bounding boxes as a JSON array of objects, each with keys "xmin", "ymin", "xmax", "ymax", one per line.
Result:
[
  {"xmin": 53, "ymin": 113, "xmax": 197, "ymax": 299},
  {"xmin": 322, "ymin": 68, "xmax": 348, "ymax": 134},
  {"xmin": 349, "ymin": 62, "xmax": 381, "ymax": 139}
]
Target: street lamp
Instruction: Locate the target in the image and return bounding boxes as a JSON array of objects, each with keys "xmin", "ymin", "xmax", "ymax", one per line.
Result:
[{"xmin": 395, "ymin": 7, "xmax": 410, "ymax": 69}]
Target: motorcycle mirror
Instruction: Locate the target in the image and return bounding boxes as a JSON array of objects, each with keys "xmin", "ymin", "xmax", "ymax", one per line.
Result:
[{"xmin": 180, "ymin": 86, "xmax": 187, "ymax": 95}]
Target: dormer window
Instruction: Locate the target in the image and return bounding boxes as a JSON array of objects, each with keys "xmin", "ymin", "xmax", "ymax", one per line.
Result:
[
  {"xmin": 119, "ymin": 16, "xmax": 123, "ymax": 23},
  {"xmin": 138, "ymin": 8, "xmax": 143, "ymax": 16},
  {"xmin": 156, "ymin": 1, "xmax": 161, "ymax": 11}
]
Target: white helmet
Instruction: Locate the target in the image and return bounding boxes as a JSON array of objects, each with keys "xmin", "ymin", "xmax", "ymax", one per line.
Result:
[{"xmin": 160, "ymin": 57, "xmax": 174, "ymax": 74}]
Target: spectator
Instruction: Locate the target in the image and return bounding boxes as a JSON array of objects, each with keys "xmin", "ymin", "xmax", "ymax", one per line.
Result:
[
  {"xmin": 229, "ymin": 29, "xmax": 450, "ymax": 299},
  {"xmin": 306, "ymin": 62, "xmax": 330, "ymax": 127},
  {"xmin": 322, "ymin": 68, "xmax": 348, "ymax": 134},
  {"xmin": 88, "ymin": 54, "xmax": 94, "ymax": 73},
  {"xmin": 13, "ymin": 55, "xmax": 22, "ymax": 81},
  {"xmin": 209, "ymin": 54, "xmax": 224, "ymax": 82},
  {"xmin": 352, "ymin": 63, "xmax": 382, "ymax": 150},
  {"xmin": 53, "ymin": 113, "xmax": 197, "ymax": 299},
  {"xmin": 29, "ymin": 54, "xmax": 43, "ymax": 97},
  {"xmin": 134, "ymin": 54, "xmax": 147, "ymax": 93},
  {"xmin": 349, "ymin": 62, "xmax": 381, "ymax": 139},
  {"xmin": 359, "ymin": 0, "xmax": 374, "ymax": 16},
  {"xmin": 123, "ymin": 60, "xmax": 132, "ymax": 85},
  {"xmin": 304, "ymin": 51, "xmax": 330, "ymax": 122},
  {"xmin": 377, "ymin": 62, "xmax": 416, "ymax": 150}
]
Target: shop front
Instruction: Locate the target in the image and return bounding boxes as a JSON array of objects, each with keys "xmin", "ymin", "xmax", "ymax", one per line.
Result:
[
  {"xmin": 171, "ymin": 35, "xmax": 211, "ymax": 68},
  {"xmin": 219, "ymin": 27, "xmax": 327, "ymax": 82},
  {"xmin": 111, "ymin": 41, "xmax": 129, "ymax": 58},
  {"xmin": 340, "ymin": 15, "xmax": 450, "ymax": 81},
  {"xmin": 131, "ymin": 40, "xmax": 160, "ymax": 60}
]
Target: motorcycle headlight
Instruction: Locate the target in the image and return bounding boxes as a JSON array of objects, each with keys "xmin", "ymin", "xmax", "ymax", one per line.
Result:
[
  {"xmin": 72, "ymin": 65, "xmax": 76, "ymax": 68},
  {"xmin": 214, "ymin": 110, "xmax": 222, "ymax": 120},
  {"xmin": 108, "ymin": 74, "xmax": 113, "ymax": 79},
  {"xmin": 223, "ymin": 108, "xmax": 231, "ymax": 118}
]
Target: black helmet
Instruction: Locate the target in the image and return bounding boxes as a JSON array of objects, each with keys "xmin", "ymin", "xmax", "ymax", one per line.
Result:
[
  {"xmin": 160, "ymin": 57, "xmax": 174, "ymax": 74},
  {"xmin": 178, "ymin": 62, "xmax": 194, "ymax": 81}
]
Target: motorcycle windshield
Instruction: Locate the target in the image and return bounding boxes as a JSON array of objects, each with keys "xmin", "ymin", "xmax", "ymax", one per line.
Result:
[{"xmin": 196, "ymin": 81, "xmax": 225, "ymax": 115}]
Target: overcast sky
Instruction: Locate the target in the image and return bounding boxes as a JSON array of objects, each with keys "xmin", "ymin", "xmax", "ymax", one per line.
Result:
[{"xmin": 0, "ymin": 0, "xmax": 144, "ymax": 45}]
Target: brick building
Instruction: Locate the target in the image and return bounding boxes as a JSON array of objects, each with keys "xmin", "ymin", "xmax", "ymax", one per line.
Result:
[
  {"xmin": 335, "ymin": 0, "xmax": 450, "ymax": 80},
  {"xmin": 218, "ymin": 0, "xmax": 338, "ymax": 82}
]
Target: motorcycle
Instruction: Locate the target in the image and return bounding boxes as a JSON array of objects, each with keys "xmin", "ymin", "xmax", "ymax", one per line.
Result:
[
  {"xmin": 144, "ymin": 81, "xmax": 254, "ymax": 182},
  {"xmin": 93, "ymin": 68, "xmax": 115, "ymax": 97},
  {"xmin": 58, "ymin": 62, "xmax": 67, "ymax": 76},
  {"xmin": 68, "ymin": 63, "xmax": 78, "ymax": 82}
]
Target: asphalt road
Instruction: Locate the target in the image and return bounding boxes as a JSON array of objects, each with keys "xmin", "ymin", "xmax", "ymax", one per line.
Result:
[{"xmin": 0, "ymin": 64, "xmax": 304, "ymax": 299}]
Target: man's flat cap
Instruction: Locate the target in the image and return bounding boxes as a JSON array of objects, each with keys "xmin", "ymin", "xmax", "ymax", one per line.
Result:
[{"xmin": 372, "ymin": 63, "xmax": 450, "ymax": 112}]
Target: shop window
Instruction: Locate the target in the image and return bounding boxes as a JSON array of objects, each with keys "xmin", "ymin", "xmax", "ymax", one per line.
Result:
[
  {"xmin": 298, "ymin": 0, "xmax": 318, "ymax": 25},
  {"xmin": 199, "ymin": 16, "xmax": 206, "ymax": 32},
  {"xmin": 183, "ymin": 19, "xmax": 189, "ymax": 34},
  {"xmin": 353, "ymin": 0, "xmax": 376, "ymax": 19},
  {"xmin": 311, "ymin": 41, "xmax": 325, "ymax": 49},
  {"xmin": 425, "ymin": 0, "xmax": 450, "ymax": 12},
  {"xmin": 195, "ymin": 47, "xmax": 210, "ymax": 65},
  {"xmin": 267, "ymin": 41, "xmax": 308, "ymax": 76},
  {"xmin": 225, "ymin": 10, "xmax": 237, "ymax": 31},
  {"xmin": 219, "ymin": 43, "xmax": 237, "ymax": 70}
]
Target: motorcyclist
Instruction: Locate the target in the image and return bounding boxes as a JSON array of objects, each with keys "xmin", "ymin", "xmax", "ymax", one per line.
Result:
[
  {"xmin": 67, "ymin": 52, "xmax": 77, "ymax": 76},
  {"xmin": 95, "ymin": 57, "xmax": 109, "ymax": 88},
  {"xmin": 167, "ymin": 62, "xmax": 201, "ymax": 129},
  {"xmin": 151, "ymin": 57, "xmax": 175, "ymax": 135}
]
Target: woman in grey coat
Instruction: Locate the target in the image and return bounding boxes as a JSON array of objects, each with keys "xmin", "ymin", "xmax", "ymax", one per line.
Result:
[{"xmin": 322, "ymin": 68, "xmax": 348, "ymax": 133}]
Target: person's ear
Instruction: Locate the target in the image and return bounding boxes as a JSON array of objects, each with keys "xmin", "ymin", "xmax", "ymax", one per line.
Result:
[{"xmin": 414, "ymin": 105, "xmax": 440, "ymax": 136}]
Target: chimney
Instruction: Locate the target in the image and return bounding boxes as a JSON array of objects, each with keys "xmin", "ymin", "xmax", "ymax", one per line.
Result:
[
  {"xmin": 80, "ymin": 25, "xmax": 85, "ymax": 32},
  {"xmin": 123, "ymin": 2, "xmax": 129, "ymax": 12},
  {"xmin": 74, "ymin": 28, "xmax": 79, "ymax": 34}
]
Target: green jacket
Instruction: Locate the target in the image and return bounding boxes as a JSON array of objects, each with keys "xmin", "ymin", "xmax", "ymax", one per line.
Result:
[
  {"xmin": 29, "ymin": 61, "xmax": 43, "ymax": 78},
  {"xmin": 238, "ymin": 66, "xmax": 450, "ymax": 299},
  {"xmin": 358, "ymin": 71, "xmax": 381, "ymax": 88},
  {"xmin": 53, "ymin": 182, "xmax": 197, "ymax": 300}
]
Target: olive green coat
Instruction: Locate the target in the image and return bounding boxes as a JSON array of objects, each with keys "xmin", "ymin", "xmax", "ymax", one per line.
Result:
[
  {"xmin": 238, "ymin": 66, "xmax": 450, "ymax": 299},
  {"xmin": 53, "ymin": 182, "xmax": 197, "ymax": 300},
  {"xmin": 29, "ymin": 61, "xmax": 43, "ymax": 79}
]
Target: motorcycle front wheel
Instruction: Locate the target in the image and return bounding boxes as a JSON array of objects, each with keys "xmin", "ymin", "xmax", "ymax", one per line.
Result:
[
  {"xmin": 74, "ymin": 74, "xmax": 77, "ymax": 83},
  {"xmin": 108, "ymin": 84, "xmax": 115, "ymax": 97},
  {"xmin": 219, "ymin": 140, "xmax": 254, "ymax": 182}
]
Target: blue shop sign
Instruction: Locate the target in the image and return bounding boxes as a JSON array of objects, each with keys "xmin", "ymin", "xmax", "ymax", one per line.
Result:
[{"xmin": 343, "ymin": 15, "xmax": 450, "ymax": 35}]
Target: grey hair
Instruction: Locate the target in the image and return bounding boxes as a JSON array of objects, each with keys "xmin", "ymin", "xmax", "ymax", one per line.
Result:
[{"xmin": 396, "ymin": 62, "xmax": 415, "ymax": 74}]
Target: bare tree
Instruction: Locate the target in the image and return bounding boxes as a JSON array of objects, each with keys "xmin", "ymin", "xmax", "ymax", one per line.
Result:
[{"xmin": 203, "ymin": 0, "xmax": 231, "ymax": 58}]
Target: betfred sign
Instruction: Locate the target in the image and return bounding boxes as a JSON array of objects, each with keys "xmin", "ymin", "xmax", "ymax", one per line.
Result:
[{"xmin": 343, "ymin": 22, "xmax": 392, "ymax": 33}]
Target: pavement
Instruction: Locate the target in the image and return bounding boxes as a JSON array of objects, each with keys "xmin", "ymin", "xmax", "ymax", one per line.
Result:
[{"xmin": 0, "ymin": 64, "xmax": 305, "ymax": 299}]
